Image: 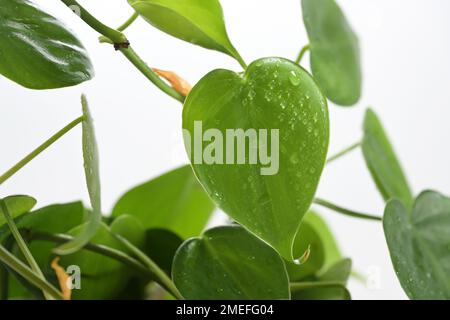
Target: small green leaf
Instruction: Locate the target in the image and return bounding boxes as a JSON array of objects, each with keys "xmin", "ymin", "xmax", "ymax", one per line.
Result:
[
  {"xmin": 112, "ymin": 165, "xmax": 215, "ymax": 239},
  {"xmin": 0, "ymin": 196, "xmax": 36, "ymax": 227},
  {"xmin": 291, "ymin": 283, "xmax": 351, "ymax": 300},
  {"xmin": 110, "ymin": 215, "xmax": 146, "ymax": 249},
  {"xmin": 55, "ymin": 95, "xmax": 101, "ymax": 255},
  {"xmin": 128, "ymin": 0, "xmax": 245, "ymax": 67},
  {"xmin": 319, "ymin": 258, "xmax": 352, "ymax": 283},
  {"xmin": 183, "ymin": 57, "xmax": 329, "ymax": 260},
  {"xmin": 302, "ymin": 0, "xmax": 361, "ymax": 106},
  {"xmin": 285, "ymin": 211, "xmax": 342, "ymax": 281},
  {"xmin": 144, "ymin": 229, "xmax": 183, "ymax": 274},
  {"xmin": 172, "ymin": 225, "xmax": 290, "ymax": 300},
  {"xmin": 362, "ymin": 109, "xmax": 414, "ymax": 208},
  {"xmin": 384, "ymin": 191, "xmax": 450, "ymax": 300},
  {"xmin": 0, "ymin": 0, "xmax": 94, "ymax": 89}
]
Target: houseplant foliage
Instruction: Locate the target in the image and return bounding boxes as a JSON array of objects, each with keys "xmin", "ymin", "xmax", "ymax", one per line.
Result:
[{"xmin": 0, "ymin": 0, "xmax": 448, "ymax": 301}]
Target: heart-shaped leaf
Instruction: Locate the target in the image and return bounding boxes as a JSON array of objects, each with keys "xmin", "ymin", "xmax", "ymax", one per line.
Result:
[
  {"xmin": 384, "ymin": 191, "xmax": 450, "ymax": 300},
  {"xmin": 172, "ymin": 225, "xmax": 290, "ymax": 300},
  {"xmin": 55, "ymin": 95, "xmax": 102, "ymax": 255},
  {"xmin": 183, "ymin": 57, "xmax": 329, "ymax": 260},
  {"xmin": 302, "ymin": 0, "xmax": 361, "ymax": 106},
  {"xmin": 112, "ymin": 165, "xmax": 215, "ymax": 239},
  {"xmin": 143, "ymin": 228, "xmax": 183, "ymax": 274},
  {"xmin": 0, "ymin": 0, "xmax": 94, "ymax": 89},
  {"xmin": 128, "ymin": 0, "xmax": 245, "ymax": 67},
  {"xmin": 0, "ymin": 196, "xmax": 36, "ymax": 227},
  {"xmin": 362, "ymin": 109, "xmax": 414, "ymax": 208}
]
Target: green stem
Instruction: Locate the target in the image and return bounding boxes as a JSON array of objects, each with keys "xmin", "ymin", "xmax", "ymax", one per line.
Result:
[
  {"xmin": 118, "ymin": 12, "xmax": 139, "ymax": 32},
  {"xmin": 60, "ymin": 0, "xmax": 185, "ymax": 103},
  {"xmin": 327, "ymin": 142, "xmax": 361, "ymax": 164},
  {"xmin": 313, "ymin": 198, "xmax": 382, "ymax": 222},
  {"xmin": 60, "ymin": 0, "xmax": 126, "ymax": 44},
  {"xmin": 114, "ymin": 234, "xmax": 183, "ymax": 300},
  {"xmin": 0, "ymin": 116, "xmax": 83, "ymax": 186},
  {"xmin": 120, "ymin": 47, "xmax": 185, "ymax": 102},
  {"xmin": 0, "ymin": 244, "xmax": 63, "ymax": 300},
  {"xmin": 295, "ymin": 44, "xmax": 310, "ymax": 64},
  {"xmin": 27, "ymin": 231, "xmax": 182, "ymax": 299},
  {"xmin": 290, "ymin": 281, "xmax": 344, "ymax": 291},
  {"xmin": 0, "ymin": 201, "xmax": 52, "ymax": 299}
]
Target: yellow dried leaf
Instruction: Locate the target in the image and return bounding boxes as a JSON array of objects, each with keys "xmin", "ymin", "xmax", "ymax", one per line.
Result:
[
  {"xmin": 153, "ymin": 68, "xmax": 192, "ymax": 97},
  {"xmin": 51, "ymin": 257, "xmax": 72, "ymax": 300}
]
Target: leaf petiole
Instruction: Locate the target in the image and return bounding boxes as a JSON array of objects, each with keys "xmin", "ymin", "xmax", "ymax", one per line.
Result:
[
  {"xmin": 295, "ymin": 44, "xmax": 311, "ymax": 64},
  {"xmin": 327, "ymin": 141, "xmax": 361, "ymax": 164},
  {"xmin": 313, "ymin": 198, "xmax": 382, "ymax": 222},
  {"xmin": 0, "ymin": 116, "xmax": 84, "ymax": 186}
]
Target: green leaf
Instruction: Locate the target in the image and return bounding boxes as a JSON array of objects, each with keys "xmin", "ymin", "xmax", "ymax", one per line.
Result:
[
  {"xmin": 0, "ymin": 0, "xmax": 93, "ymax": 89},
  {"xmin": 362, "ymin": 109, "xmax": 414, "ymax": 208},
  {"xmin": 55, "ymin": 95, "xmax": 102, "ymax": 255},
  {"xmin": 182, "ymin": 57, "xmax": 329, "ymax": 260},
  {"xmin": 302, "ymin": 0, "xmax": 361, "ymax": 106},
  {"xmin": 290, "ymin": 259, "xmax": 352, "ymax": 300},
  {"xmin": 110, "ymin": 215, "xmax": 146, "ymax": 249},
  {"xmin": 128, "ymin": 0, "xmax": 245, "ymax": 67},
  {"xmin": 291, "ymin": 283, "xmax": 351, "ymax": 300},
  {"xmin": 384, "ymin": 191, "xmax": 450, "ymax": 300},
  {"xmin": 285, "ymin": 211, "xmax": 342, "ymax": 281},
  {"xmin": 0, "ymin": 196, "xmax": 36, "ymax": 227},
  {"xmin": 0, "ymin": 202, "xmax": 85, "ymax": 299},
  {"xmin": 143, "ymin": 228, "xmax": 183, "ymax": 274},
  {"xmin": 172, "ymin": 225, "xmax": 290, "ymax": 300},
  {"xmin": 112, "ymin": 165, "xmax": 215, "ymax": 239}
]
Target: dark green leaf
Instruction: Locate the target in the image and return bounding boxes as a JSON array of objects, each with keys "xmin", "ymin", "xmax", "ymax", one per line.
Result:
[
  {"xmin": 384, "ymin": 191, "xmax": 450, "ymax": 300},
  {"xmin": 110, "ymin": 215, "xmax": 146, "ymax": 249},
  {"xmin": 362, "ymin": 109, "xmax": 414, "ymax": 208},
  {"xmin": 0, "ymin": 195, "xmax": 36, "ymax": 227},
  {"xmin": 172, "ymin": 225, "xmax": 290, "ymax": 300},
  {"xmin": 128, "ymin": 0, "xmax": 245, "ymax": 67},
  {"xmin": 0, "ymin": 0, "xmax": 93, "ymax": 89},
  {"xmin": 144, "ymin": 228, "xmax": 183, "ymax": 274},
  {"xmin": 291, "ymin": 283, "xmax": 351, "ymax": 300},
  {"xmin": 319, "ymin": 258, "xmax": 352, "ymax": 284},
  {"xmin": 55, "ymin": 96, "xmax": 102, "ymax": 255},
  {"xmin": 302, "ymin": 0, "xmax": 361, "ymax": 106},
  {"xmin": 112, "ymin": 165, "xmax": 215, "ymax": 239},
  {"xmin": 183, "ymin": 57, "xmax": 329, "ymax": 260}
]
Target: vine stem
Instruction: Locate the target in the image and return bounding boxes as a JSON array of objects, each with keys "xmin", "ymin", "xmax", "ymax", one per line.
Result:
[
  {"xmin": 114, "ymin": 234, "xmax": 183, "ymax": 300},
  {"xmin": 0, "ymin": 244, "xmax": 63, "ymax": 300},
  {"xmin": 0, "ymin": 201, "xmax": 53, "ymax": 299},
  {"xmin": 295, "ymin": 44, "xmax": 311, "ymax": 64},
  {"xmin": 327, "ymin": 142, "xmax": 361, "ymax": 164},
  {"xmin": 60, "ymin": 0, "xmax": 185, "ymax": 103},
  {"xmin": 313, "ymin": 198, "xmax": 382, "ymax": 222},
  {"xmin": 27, "ymin": 230, "xmax": 183, "ymax": 300},
  {"xmin": 0, "ymin": 116, "xmax": 83, "ymax": 186}
]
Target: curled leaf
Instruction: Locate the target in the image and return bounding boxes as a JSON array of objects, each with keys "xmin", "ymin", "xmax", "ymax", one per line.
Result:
[
  {"xmin": 51, "ymin": 257, "xmax": 71, "ymax": 300},
  {"xmin": 153, "ymin": 68, "xmax": 192, "ymax": 96}
]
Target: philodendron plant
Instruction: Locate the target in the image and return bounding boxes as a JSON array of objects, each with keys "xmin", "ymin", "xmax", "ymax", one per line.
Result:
[{"xmin": 0, "ymin": 0, "xmax": 448, "ymax": 301}]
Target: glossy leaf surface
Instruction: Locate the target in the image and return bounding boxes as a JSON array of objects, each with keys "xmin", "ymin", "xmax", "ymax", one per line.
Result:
[
  {"xmin": 0, "ymin": 196, "xmax": 36, "ymax": 227},
  {"xmin": 302, "ymin": 0, "xmax": 361, "ymax": 106},
  {"xmin": 128, "ymin": 0, "xmax": 245, "ymax": 66},
  {"xmin": 0, "ymin": 0, "xmax": 93, "ymax": 89},
  {"xmin": 362, "ymin": 109, "xmax": 413, "ymax": 208},
  {"xmin": 183, "ymin": 57, "xmax": 329, "ymax": 260},
  {"xmin": 172, "ymin": 225, "xmax": 290, "ymax": 300},
  {"xmin": 384, "ymin": 191, "xmax": 450, "ymax": 300}
]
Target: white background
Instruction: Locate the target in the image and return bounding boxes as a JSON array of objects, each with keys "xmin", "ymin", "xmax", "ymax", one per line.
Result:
[{"xmin": 1, "ymin": 0, "xmax": 450, "ymax": 300}]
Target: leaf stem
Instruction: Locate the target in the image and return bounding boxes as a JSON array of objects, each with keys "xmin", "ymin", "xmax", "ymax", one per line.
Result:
[
  {"xmin": 114, "ymin": 234, "xmax": 183, "ymax": 300},
  {"xmin": 327, "ymin": 142, "xmax": 361, "ymax": 164},
  {"xmin": 117, "ymin": 12, "xmax": 139, "ymax": 32},
  {"xmin": 60, "ymin": 0, "xmax": 185, "ymax": 103},
  {"xmin": 313, "ymin": 198, "xmax": 382, "ymax": 222},
  {"xmin": 0, "ymin": 244, "xmax": 63, "ymax": 300},
  {"xmin": 0, "ymin": 116, "xmax": 83, "ymax": 186},
  {"xmin": 0, "ymin": 201, "xmax": 53, "ymax": 299},
  {"xmin": 295, "ymin": 44, "xmax": 311, "ymax": 64}
]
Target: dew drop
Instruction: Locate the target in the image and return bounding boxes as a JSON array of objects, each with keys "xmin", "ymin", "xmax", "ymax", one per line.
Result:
[{"xmin": 289, "ymin": 71, "xmax": 301, "ymax": 86}]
